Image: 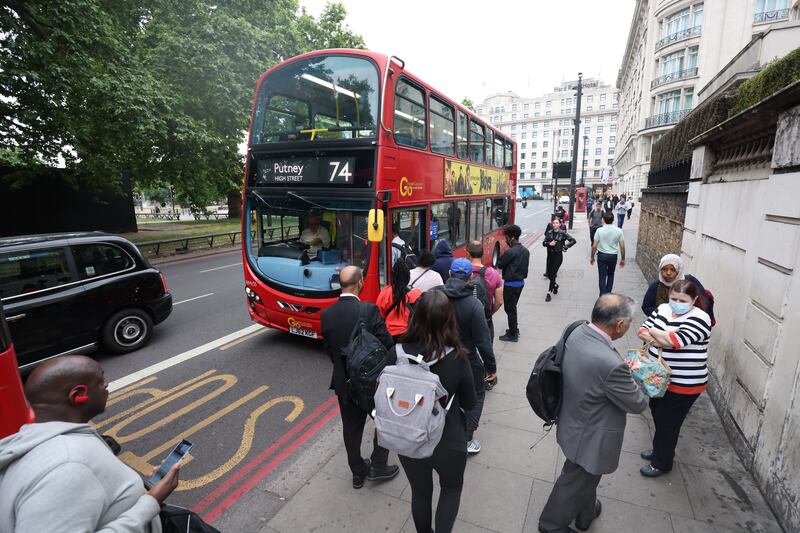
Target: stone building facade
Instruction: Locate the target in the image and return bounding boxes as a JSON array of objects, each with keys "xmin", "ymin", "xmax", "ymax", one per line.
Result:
[
  {"xmin": 635, "ymin": 185, "xmax": 688, "ymax": 282},
  {"xmin": 683, "ymin": 82, "xmax": 800, "ymax": 532}
]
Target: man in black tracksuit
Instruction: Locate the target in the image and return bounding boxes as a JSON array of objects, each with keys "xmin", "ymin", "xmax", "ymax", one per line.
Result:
[
  {"xmin": 497, "ymin": 224, "xmax": 530, "ymax": 342},
  {"xmin": 441, "ymin": 258, "xmax": 497, "ymax": 455}
]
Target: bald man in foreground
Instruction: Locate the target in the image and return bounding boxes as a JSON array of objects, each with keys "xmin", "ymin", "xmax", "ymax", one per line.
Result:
[
  {"xmin": 320, "ymin": 266, "xmax": 398, "ymax": 489},
  {"xmin": 0, "ymin": 356, "xmax": 180, "ymax": 533}
]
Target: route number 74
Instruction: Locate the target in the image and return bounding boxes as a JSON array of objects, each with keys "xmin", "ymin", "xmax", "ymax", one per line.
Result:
[{"xmin": 328, "ymin": 161, "xmax": 352, "ymax": 183}]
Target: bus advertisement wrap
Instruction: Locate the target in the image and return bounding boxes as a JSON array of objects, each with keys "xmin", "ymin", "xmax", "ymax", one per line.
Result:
[{"xmin": 444, "ymin": 159, "xmax": 509, "ymax": 197}]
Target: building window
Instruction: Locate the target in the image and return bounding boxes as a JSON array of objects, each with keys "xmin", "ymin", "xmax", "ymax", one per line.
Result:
[
  {"xmin": 520, "ymin": 163, "xmax": 525, "ymax": 169},
  {"xmin": 684, "ymin": 87, "xmax": 695, "ymax": 110},
  {"xmin": 600, "ymin": 94, "xmax": 607, "ymax": 102},
  {"xmin": 522, "ymin": 123, "xmax": 528, "ymax": 130},
  {"xmin": 600, "ymin": 105, "xmax": 606, "ymax": 110},
  {"xmin": 512, "ymin": 104, "xmax": 517, "ymax": 111},
  {"xmin": 524, "ymin": 103, "xmax": 530, "ymax": 111},
  {"xmin": 545, "ymin": 110, "xmax": 551, "ymax": 116},
  {"xmin": 658, "ymin": 89, "xmax": 682, "ymax": 114},
  {"xmin": 584, "ymin": 127, "xmax": 590, "ymax": 134},
  {"xmin": 608, "ymin": 158, "xmax": 614, "ymax": 165},
  {"xmin": 533, "ymin": 122, "xmax": 539, "ymax": 129},
  {"xmin": 587, "ymin": 95, "xmax": 594, "ymax": 103},
  {"xmin": 595, "ymin": 136, "xmax": 602, "ymax": 144},
  {"xmin": 541, "ymin": 171, "xmax": 547, "ymax": 178},
  {"xmin": 532, "ymin": 142, "xmax": 537, "ymax": 148},
  {"xmin": 611, "ymin": 125, "xmax": 617, "ymax": 133},
  {"xmin": 609, "ymin": 135, "xmax": 616, "ymax": 143},
  {"xmin": 535, "ymin": 102, "xmax": 540, "ymax": 109},
  {"xmin": 546, "ymin": 100, "xmax": 551, "ymax": 107},
  {"xmin": 532, "ymin": 132, "xmax": 538, "ymax": 139},
  {"xmin": 608, "ymin": 147, "xmax": 615, "ymax": 155},
  {"xmin": 521, "ymin": 133, "xmax": 527, "ymax": 139},
  {"xmin": 593, "ymin": 169, "xmax": 600, "ymax": 177},
  {"xmin": 595, "ymin": 148, "xmax": 602, "ymax": 155},
  {"xmin": 583, "ymin": 149, "xmax": 589, "ymax": 156},
  {"xmin": 586, "ymin": 106, "xmax": 593, "ymax": 111},
  {"xmin": 663, "ymin": 8, "xmax": 690, "ymax": 38},
  {"xmin": 511, "ymin": 124, "xmax": 516, "ymax": 131},
  {"xmin": 542, "ymin": 161, "xmax": 548, "ymax": 168},
  {"xmin": 597, "ymin": 126, "xmax": 604, "ymax": 133},
  {"xmin": 561, "ymin": 150, "xmax": 569, "ymax": 158},
  {"xmin": 521, "ymin": 142, "xmax": 526, "ymax": 149},
  {"xmin": 543, "ymin": 140, "xmax": 549, "ymax": 148},
  {"xmin": 612, "ymin": 115, "xmax": 618, "ymax": 122},
  {"xmin": 511, "ymin": 114, "xmax": 517, "ymax": 120},
  {"xmin": 520, "ymin": 153, "xmax": 526, "ymax": 159},
  {"xmin": 598, "ymin": 115, "xmax": 604, "ymax": 122},
  {"xmin": 523, "ymin": 113, "xmax": 528, "ymax": 118},
  {"xmin": 585, "ymin": 116, "xmax": 591, "ymax": 123},
  {"xmin": 532, "ymin": 162, "xmax": 537, "ymax": 169}
]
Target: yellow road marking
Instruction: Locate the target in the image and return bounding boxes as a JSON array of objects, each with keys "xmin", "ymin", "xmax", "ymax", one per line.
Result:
[
  {"xmin": 219, "ymin": 328, "xmax": 267, "ymax": 351},
  {"xmin": 177, "ymin": 395, "xmax": 304, "ymax": 490}
]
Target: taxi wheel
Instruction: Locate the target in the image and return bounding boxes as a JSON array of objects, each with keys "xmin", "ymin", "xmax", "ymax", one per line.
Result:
[{"xmin": 102, "ymin": 308, "xmax": 153, "ymax": 354}]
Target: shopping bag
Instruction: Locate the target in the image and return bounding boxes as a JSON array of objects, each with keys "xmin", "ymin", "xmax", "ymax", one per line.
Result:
[{"xmin": 625, "ymin": 343, "xmax": 671, "ymax": 398}]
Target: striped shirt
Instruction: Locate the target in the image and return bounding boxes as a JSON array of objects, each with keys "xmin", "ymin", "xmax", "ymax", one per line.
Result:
[{"xmin": 640, "ymin": 303, "xmax": 712, "ymax": 394}]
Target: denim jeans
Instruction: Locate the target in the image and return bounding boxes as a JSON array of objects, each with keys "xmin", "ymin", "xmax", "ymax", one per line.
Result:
[
  {"xmin": 617, "ymin": 213, "xmax": 625, "ymax": 228},
  {"xmin": 597, "ymin": 252, "xmax": 617, "ymax": 295}
]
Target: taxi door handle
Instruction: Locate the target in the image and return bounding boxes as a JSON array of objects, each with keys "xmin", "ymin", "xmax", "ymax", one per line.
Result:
[{"xmin": 6, "ymin": 313, "xmax": 26, "ymax": 322}]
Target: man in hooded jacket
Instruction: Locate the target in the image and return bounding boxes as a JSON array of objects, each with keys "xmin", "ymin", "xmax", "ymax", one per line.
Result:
[
  {"xmin": 0, "ymin": 355, "xmax": 180, "ymax": 533},
  {"xmin": 441, "ymin": 258, "xmax": 497, "ymax": 455},
  {"xmin": 431, "ymin": 239, "xmax": 454, "ymax": 282}
]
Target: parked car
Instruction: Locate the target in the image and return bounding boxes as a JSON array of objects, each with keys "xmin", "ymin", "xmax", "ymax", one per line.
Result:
[
  {"xmin": 0, "ymin": 233, "xmax": 172, "ymax": 371},
  {"xmin": 0, "ymin": 300, "xmax": 35, "ymax": 438},
  {"xmin": 559, "ymin": 195, "xmax": 570, "ymax": 204}
]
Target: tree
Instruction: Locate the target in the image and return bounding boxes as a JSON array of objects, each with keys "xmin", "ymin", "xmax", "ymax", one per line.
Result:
[
  {"xmin": 461, "ymin": 97, "xmax": 476, "ymax": 112},
  {"xmin": 1, "ymin": 0, "xmax": 365, "ymax": 218}
]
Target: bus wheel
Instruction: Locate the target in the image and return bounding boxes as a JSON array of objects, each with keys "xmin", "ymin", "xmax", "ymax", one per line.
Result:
[
  {"xmin": 102, "ymin": 309, "xmax": 153, "ymax": 354},
  {"xmin": 492, "ymin": 243, "xmax": 500, "ymax": 268}
]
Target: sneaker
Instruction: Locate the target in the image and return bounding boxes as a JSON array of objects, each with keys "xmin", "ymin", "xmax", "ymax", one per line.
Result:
[
  {"xmin": 640, "ymin": 449, "xmax": 654, "ymax": 461},
  {"xmin": 640, "ymin": 464, "xmax": 666, "ymax": 477},
  {"xmin": 542, "ymin": 273, "xmax": 548, "ymax": 278},
  {"xmin": 575, "ymin": 500, "xmax": 602, "ymax": 531},
  {"xmin": 353, "ymin": 459, "xmax": 371, "ymax": 489},
  {"xmin": 499, "ymin": 333, "xmax": 519, "ymax": 342},
  {"xmin": 553, "ymin": 284, "xmax": 559, "ymax": 295},
  {"xmin": 545, "ymin": 293, "xmax": 552, "ymax": 302},
  {"xmin": 485, "ymin": 375, "xmax": 498, "ymax": 391},
  {"xmin": 367, "ymin": 463, "xmax": 400, "ymax": 482},
  {"xmin": 467, "ymin": 439, "xmax": 481, "ymax": 454}
]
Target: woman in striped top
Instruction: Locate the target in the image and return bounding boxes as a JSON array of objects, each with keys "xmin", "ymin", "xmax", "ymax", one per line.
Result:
[{"xmin": 636, "ymin": 280, "xmax": 712, "ymax": 478}]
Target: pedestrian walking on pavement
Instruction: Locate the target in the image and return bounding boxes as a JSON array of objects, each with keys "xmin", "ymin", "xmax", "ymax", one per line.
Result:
[
  {"xmin": 392, "ymin": 289, "xmax": 477, "ymax": 533},
  {"xmin": 320, "ymin": 266, "xmax": 400, "ymax": 489},
  {"xmin": 637, "ymin": 280, "xmax": 712, "ymax": 478},
  {"xmin": 497, "ymin": 224, "xmax": 530, "ymax": 342},
  {"xmin": 377, "ymin": 260, "xmax": 422, "ymax": 342},
  {"xmin": 588, "ymin": 201, "xmax": 604, "ymax": 247},
  {"xmin": 442, "ymin": 258, "xmax": 497, "ymax": 455},
  {"xmin": 539, "ymin": 294, "xmax": 648, "ymax": 533},
  {"xmin": 627, "ymin": 200, "xmax": 634, "ymax": 220},
  {"xmin": 590, "ymin": 212, "xmax": 625, "ymax": 295},
  {"xmin": 543, "ymin": 218, "xmax": 576, "ymax": 302},
  {"xmin": 614, "ymin": 195, "xmax": 629, "ymax": 228},
  {"xmin": 585, "ymin": 196, "xmax": 594, "ymax": 219}
]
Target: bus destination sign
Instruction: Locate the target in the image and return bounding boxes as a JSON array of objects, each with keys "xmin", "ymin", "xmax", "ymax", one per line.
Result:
[{"xmin": 253, "ymin": 157, "xmax": 356, "ymax": 186}]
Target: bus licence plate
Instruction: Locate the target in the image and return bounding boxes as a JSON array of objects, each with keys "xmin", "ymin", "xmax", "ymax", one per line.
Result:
[{"xmin": 289, "ymin": 326, "xmax": 317, "ymax": 339}]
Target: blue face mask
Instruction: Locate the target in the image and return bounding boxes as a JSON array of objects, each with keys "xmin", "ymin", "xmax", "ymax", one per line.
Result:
[{"xmin": 669, "ymin": 300, "xmax": 691, "ymax": 315}]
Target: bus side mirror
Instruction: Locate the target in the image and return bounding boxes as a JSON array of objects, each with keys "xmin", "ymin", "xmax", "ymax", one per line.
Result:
[{"xmin": 367, "ymin": 209, "xmax": 385, "ymax": 242}]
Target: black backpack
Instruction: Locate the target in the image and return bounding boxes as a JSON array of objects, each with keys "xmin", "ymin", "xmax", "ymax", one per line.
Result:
[
  {"xmin": 160, "ymin": 505, "xmax": 221, "ymax": 533},
  {"xmin": 469, "ymin": 267, "xmax": 492, "ymax": 319},
  {"xmin": 343, "ymin": 307, "xmax": 391, "ymax": 412},
  {"xmin": 392, "ymin": 242, "xmax": 418, "ymax": 269},
  {"xmin": 526, "ymin": 320, "xmax": 585, "ymax": 429}
]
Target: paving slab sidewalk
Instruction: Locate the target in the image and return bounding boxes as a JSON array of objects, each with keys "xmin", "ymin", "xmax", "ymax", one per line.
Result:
[{"xmin": 259, "ymin": 211, "xmax": 783, "ymax": 533}]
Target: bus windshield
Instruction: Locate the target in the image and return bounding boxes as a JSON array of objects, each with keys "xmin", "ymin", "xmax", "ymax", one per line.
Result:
[
  {"xmin": 251, "ymin": 55, "xmax": 380, "ymax": 144},
  {"xmin": 246, "ymin": 194, "xmax": 370, "ymax": 293}
]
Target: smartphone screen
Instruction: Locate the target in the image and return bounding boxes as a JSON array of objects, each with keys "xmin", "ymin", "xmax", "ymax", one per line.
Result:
[{"xmin": 147, "ymin": 439, "xmax": 192, "ymax": 487}]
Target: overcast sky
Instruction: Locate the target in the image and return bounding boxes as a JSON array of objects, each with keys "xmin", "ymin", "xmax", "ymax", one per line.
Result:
[{"xmin": 299, "ymin": 0, "xmax": 635, "ymax": 104}]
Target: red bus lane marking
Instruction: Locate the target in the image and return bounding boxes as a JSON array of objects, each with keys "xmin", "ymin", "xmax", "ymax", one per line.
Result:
[
  {"xmin": 201, "ymin": 402, "xmax": 341, "ymax": 523},
  {"xmin": 522, "ymin": 229, "xmax": 543, "ymax": 248},
  {"xmin": 193, "ymin": 394, "xmax": 338, "ymax": 516}
]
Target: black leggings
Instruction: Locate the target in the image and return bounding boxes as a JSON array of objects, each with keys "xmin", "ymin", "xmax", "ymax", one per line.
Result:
[
  {"xmin": 545, "ymin": 251, "xmax": 563, "ymax": 292},
  {"xmin": 399, "ymin": 446, "xmax": 468, "ymax": 533}
]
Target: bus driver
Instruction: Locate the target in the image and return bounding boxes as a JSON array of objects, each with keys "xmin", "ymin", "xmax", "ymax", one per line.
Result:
[{"xmin": 299, "ymin": 215, "xmax": 331, "ymax": 259}]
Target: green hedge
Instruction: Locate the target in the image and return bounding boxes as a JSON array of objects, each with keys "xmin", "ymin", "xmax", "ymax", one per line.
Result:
[
  {"xmin": 650, "ymin": 93, "xmax": 736, "ymax": 170},
  {"xmin": 730, "ymin": 46, "xmax": 800, "ymax": 116}
]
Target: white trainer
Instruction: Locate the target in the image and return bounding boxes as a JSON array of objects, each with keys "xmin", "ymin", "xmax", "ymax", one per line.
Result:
[{"xmin": 467, "ymin": 439, "xmax": 481, "ymax": 454}]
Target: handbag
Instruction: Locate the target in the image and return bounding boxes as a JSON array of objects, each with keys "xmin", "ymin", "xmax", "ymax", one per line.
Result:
[{"xmin": 625, "ymin": 342, "xmax": 671, "ymax": 398}]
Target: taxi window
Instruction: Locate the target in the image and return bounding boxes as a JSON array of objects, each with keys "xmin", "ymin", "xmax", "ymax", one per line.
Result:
[
  {"xmin": 72, "ymin": 244, "xmax": 135, "ymax": 279},
  {"xmin": 0, "ymin": 248, "xmax": 74, "ymax": 299}
]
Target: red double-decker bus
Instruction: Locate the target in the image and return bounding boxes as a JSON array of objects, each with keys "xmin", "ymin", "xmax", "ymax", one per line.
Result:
[{"xmin": 242, "ymin": 49, "xmax": 516, "ymax": 338}]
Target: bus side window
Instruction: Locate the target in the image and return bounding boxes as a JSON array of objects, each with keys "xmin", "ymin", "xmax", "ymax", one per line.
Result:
[
  {"xmin": 470, "ymin": 200, "xmax": 484, "ymax": 240},
  {"xmin": 505, "ymin": 140, "xmax": 514, "ymax": 170},
  {"xmin": 485, "ymin": 129, "xmax": 494, "ymax": 167},
  {"xmin": 457, "ymin": 111, "xmax": 469, "ymax": 159},
  {"xmin": 394, "ymin": 79, "xmax": 427, "ymax": 149},
  {"xmin": 469, "ymin": 120, "xmax": 484, "ymax": 163}
]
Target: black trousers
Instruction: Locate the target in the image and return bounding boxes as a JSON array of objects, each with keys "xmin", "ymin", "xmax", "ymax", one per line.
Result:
[
  {"xmin": 545, "ymin": 251, "xmax": 563, "ymax": 292},
  {"xmin": 337, "ymin": 395, "xmax": 389, "ymax": 474},
  {"xmin": 649, "ymin": 391, "xmax": 700, "ymax": 471},
  {"xmin": 589, "ymin": 226, "xmax": 599, "ymax": 246},
  {"xmin": 503, "ymin": 285, "xmax": 523, "ymax": 335},
  {"xmin": 596, "ymin": 252, "xmax": 617, "ymax": 295},
  {"xmin": 400, "ymin": 445, "xmax": 468, "ymax": 533},
  {"xmin": 539, "ymin": 459, "xmax": 602, "ymax": 533},
  {"xmin": 465, "ymin": 360, "xmax": 486, "ymax": 441}
]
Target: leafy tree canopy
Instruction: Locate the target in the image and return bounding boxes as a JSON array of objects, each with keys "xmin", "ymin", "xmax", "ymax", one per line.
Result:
[
  {"xmin": 461, "ymin": 97, "xmax": 476, "ymax": 112},
  {"xmin": 0, "ymin": 0, "xmax": 365, "ymax": 209}
]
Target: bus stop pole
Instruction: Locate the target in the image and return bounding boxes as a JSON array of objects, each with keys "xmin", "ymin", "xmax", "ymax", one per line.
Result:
[{"xmin": 567, "ymin": 73, "xmax": 583, "ymax": 230}]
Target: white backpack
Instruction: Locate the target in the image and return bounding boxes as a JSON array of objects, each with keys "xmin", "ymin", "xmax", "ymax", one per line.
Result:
[{"xmin": 372, "ymin": 345, "xmax": 455, "ymax": 459}]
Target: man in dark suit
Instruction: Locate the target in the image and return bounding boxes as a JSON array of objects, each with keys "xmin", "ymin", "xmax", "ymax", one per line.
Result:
[
  {"xmin": 320, "ymin": 265, "xmax": 399, "ymax": 489},
  {"xmin": 539, "ymin": 294, "xmax": 648, "ymax": 533}
]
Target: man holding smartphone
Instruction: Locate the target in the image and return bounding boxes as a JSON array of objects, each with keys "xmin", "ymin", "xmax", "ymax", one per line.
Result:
[{"xmin": 0, "ymin": 356, "xmax": 180, "ymax": 533}]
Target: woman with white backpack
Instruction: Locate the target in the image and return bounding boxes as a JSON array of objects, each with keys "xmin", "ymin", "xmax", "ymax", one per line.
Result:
[{"xmin": 386, "ymin": 290, "xmax": 476, "ymax": 533}]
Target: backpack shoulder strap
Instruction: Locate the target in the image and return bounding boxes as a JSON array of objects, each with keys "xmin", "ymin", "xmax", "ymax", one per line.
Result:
[
  {"xmin": 408, "ymin": 268, "xmax": 430, "ymax": 289},
  {"xmin": 554, "ymin": 320, "xmax": 586, "ymax": 364},
  {"xmin": 391, "ymin": 242, "xmax": 406, "ymax": 253},
  {"xmin": 478, "ymin": 266, "xmax": 487, "ymax": 279}
]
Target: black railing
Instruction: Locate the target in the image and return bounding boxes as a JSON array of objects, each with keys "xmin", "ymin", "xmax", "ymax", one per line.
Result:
[
  {"xmin": 651, "ymin": 67, "xmax": 699, "ymax": 89},
  {"xmin": 644, "ymin": 109, "xmax": 691, "ymax": 129},
  {"xmin": 754, "ymin": 9, "xmax": 789, "ymax": 23},
  {"xmin": 655, "ymin": 26, "xmax": 702, "ymax": 51},
  {"xmin": 647, "ymin": 159, "xmax": 692, "ymax": 187}
]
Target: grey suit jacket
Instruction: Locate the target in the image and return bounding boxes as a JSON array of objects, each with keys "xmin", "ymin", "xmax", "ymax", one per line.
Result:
[{"xmin": 556, "ymin": 323, "xmax": 648, "ymax": 475}]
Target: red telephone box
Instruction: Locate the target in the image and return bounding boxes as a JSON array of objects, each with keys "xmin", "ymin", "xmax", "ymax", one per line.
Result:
[{"xmin": 576, "ymin": 187, "xmax": 587, "ymax": 212}]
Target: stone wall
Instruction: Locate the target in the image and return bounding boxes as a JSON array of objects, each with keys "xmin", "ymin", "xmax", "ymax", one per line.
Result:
[
  {"xmin": 682, "ymin": 87, "xmax": 800, "ymax": 532},
  {"xmin": 635, "ymin": 185, "xmax": 687, "ymax": 282}
]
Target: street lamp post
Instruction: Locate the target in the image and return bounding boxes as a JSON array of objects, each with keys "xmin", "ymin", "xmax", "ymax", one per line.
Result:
[
  {"xmin": 551, "ymin": 129, "xmax": 560, "ymax": 212},
  {"xmin": 567, "ymin": 73, "xmax": 583, "ymax": 229},
  {"xmin": 579, "ymin": 135, "xmax": 588, "ymax": 187}
]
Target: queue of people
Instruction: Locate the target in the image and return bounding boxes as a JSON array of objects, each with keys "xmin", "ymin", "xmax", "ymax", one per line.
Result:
[{"xmin": 0, "ymin": 201, "xmax": 720, "ymax": 533}]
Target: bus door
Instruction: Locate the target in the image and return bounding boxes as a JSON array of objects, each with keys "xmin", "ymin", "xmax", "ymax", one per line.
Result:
[{"xmin": 387, "ymin": 207, "xmax": 427, "ymax": 280}]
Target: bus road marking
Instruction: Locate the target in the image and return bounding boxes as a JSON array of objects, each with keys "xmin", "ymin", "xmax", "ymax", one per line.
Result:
[
  {"xmin": 199, "ymin": 262, "xmax": 242, "ymax": 273},
  {"xmin": 524, "ymin": 206, "xmax": 551, "ymax": 218},
  {"xmin": 174, "ymin": 293, "xmax": 215, "ymax": 306},
  {"xmin": 107, "ymin": 324, "xmax": 264, "ymax": 393},
  {"xmin": 219, "ymin": 328, "xmax": 267, "ymax": 351}
]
